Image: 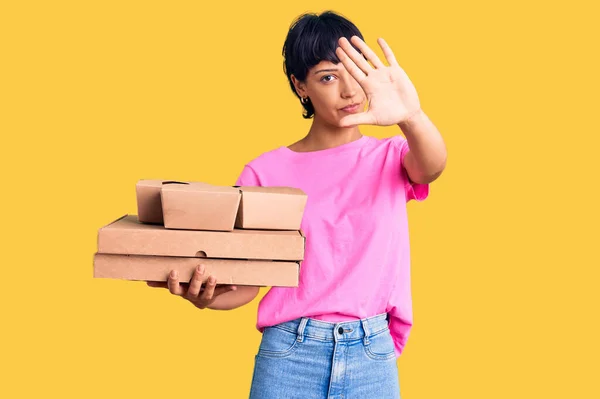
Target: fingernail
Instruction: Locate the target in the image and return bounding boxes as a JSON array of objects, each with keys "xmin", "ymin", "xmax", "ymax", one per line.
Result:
[
  {"xmin": 209, "ymin": 276, "xmax": 216, "ymax": 284},
  {"xmin": 200, "ymin": 265, "xmax": 205, "ymax": 273},
  {"xmin": 231, "ymin": 286, "xmax": 237, "ymax": 291},
  {"xmin": 170, "ymin": 270, "xmax": 177, "ymax": 278},
  {"xmin": 196, "ymin": 265, "xmax": 202, "ymax": 273}
]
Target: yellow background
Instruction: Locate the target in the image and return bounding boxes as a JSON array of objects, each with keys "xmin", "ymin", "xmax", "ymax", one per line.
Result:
[{"xmin": 1, "ymin": 1, "xmax": 598, "ymax": 398}]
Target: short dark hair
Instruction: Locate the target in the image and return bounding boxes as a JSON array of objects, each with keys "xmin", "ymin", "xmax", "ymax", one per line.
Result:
[{"xmin": 282, "ymin": 10, "xmax": 365, "ymax": 119}]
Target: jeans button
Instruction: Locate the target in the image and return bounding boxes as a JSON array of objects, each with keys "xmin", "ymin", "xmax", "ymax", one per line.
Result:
[{"xmin": 338, "ymin": 327, "xmax": 344, "ymax": 334}]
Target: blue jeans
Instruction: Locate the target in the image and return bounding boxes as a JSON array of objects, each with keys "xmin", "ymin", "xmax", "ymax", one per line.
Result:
[{"xmin": 249, "ymin": 312, "xmax": 401, "ymax": 398}]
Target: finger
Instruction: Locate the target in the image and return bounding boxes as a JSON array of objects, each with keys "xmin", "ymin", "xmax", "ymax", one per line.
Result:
[
  {"xmin": 339, "ymin": 111, "xmax": 376, "ymax": 128},
  {"xmin": 337, "ymin": 37, "xmax": 372, "ymax": 75},
  {"xmin": 336, "ymin": 43, "xmax": 366, "ymax": 82},
  {"xmin": 167, "ymin": 270, "xmax": 185, "ymax": 296},
  {"xmin": 350, "ymin": 35, "xmax": 385, "ymax": 69},
  {"xmin": 377, "ymin": 37, "xmax": 398, "ymax": 67},
  {"xmin": 200, "ymin": 275, "xmax": 217, "ymax": 301},
  {"xmin": 146, "ymin": 281, "xmax": 167, "ymax": 288},
  {"xmin": 186, "ymin": 264, "xmax": 205, "ymax": 299}
]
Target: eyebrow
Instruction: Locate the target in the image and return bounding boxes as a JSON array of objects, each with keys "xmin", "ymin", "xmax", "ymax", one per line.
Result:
[{"xmin": 313, "ymin": 68, "xmax": 338, "ymax": 74}]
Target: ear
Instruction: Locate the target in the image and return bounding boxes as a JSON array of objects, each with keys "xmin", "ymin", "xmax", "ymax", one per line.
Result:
[{"xmin": 291, "ymin": 75, "xmax": 307, "ymax": 98}]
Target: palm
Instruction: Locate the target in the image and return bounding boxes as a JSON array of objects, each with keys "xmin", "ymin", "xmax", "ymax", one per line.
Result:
[{"xmin": 336, "ymin": 36, "xmax": 421, "ymax": 127}]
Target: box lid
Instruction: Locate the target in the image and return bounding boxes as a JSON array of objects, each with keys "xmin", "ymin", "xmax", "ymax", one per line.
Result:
[
  {"xmin": 98, "ymin": 214, "xmax": 305, "ymax": 261},
  {"xmin": 161, "ymin": 183, "xmax": 241, "ymax": 231}
]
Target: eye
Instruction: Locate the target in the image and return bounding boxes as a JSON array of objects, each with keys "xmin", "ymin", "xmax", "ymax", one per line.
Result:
[{"xmin": 320, "ymin": 74, "xmax": 336, "ymax": 83}]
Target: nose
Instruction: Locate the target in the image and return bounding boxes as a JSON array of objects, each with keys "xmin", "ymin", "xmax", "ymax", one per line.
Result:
[{"xmin": 340, "ymin": 72, "xmax": 359, "ymax": 99}]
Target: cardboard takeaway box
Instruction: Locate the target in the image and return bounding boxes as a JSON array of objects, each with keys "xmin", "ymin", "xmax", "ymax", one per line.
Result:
[
  {"xmin": 235, "ymin": 186, "xmax": 307, "ymax": 230},
  {"xmin": 161, "ymin": 182, "xmax": 242, "ymax": 231},
  {"xmin": 135, "ymin": 179, "xmax": 165, "ymax": 225},
  {"xmin": 94, "ymin": 254, "xmax": 300, "ymax": 287},
  {"xmin": 93, "ymin": 214, "xmax": 306, "ymax": 287},
  {"xmin": 136, "ymin": 179, "xmax": 307, "ymax": 231}
]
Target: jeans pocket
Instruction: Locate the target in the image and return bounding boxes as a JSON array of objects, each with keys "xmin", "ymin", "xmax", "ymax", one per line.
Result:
[
  {"xmin": 257, "ymin": 326, "xmax": 300, "ymax": 358},
  {"xmin": 363, "ymin": 328, "xmax": 396, "ymax": 361}
]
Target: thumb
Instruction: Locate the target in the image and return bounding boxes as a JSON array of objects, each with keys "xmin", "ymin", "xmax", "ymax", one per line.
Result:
[
  {"xmin": 213, "ymin": 285, "xmax": 237, "ymax": 296},
  {"xmin": 226, "ymin": 285, "xmax": 238, "ymax": 293},
  {"xmin": 339, "ymin": 111, "xmax": 375, "ymax": 128}
]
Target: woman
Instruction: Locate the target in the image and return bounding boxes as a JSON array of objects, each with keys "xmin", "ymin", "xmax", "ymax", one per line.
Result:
[{"xmin": 148, "ymin": 10, "xmax": 447, "ymax": 398}]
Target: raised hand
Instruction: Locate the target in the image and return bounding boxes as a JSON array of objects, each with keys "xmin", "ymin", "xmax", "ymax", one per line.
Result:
[{"xmin": 335, "ymin": 36, "xmax": 422, "ymax": 127}]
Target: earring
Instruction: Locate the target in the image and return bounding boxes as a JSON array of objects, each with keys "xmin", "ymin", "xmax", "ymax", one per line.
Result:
[{"xmin": 301, "ymin": 96, "xmax": 309, "ymax": 104}]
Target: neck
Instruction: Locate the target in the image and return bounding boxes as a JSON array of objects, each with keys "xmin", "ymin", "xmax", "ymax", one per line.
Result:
[{"xmin": 302, "ymin": 114, "xmax": 363, "ymax": 151}]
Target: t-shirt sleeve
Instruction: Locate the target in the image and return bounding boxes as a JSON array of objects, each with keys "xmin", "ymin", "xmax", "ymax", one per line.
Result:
[
  {"xmin": 395, "ymin": 136, "xmax": 430, "ymax": 202},
  {"xmin": 234, "ymin": 164, "xmax": 262, "ymax": 187}
]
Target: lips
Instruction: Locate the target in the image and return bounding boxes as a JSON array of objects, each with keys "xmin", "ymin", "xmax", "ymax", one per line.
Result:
[{"xmin": 340, "ymin": 103, "xmax": 361, "ymax": 113}]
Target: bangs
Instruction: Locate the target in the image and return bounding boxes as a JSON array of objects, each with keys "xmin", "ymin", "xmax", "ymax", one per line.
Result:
[{"xmin": 283, "ymin": 11, "xmax": 364, "ymax": 81}]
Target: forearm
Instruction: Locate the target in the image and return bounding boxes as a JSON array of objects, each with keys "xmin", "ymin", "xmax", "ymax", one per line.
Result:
[
  {"xmin": 207, "ymin": 285, "xmax": 260, "ymax": 310},
  {"xmin": 398, "ymin": 110, "xmax": 447, "ymax": 183}
]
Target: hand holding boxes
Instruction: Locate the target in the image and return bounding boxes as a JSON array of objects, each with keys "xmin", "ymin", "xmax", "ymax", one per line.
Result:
[{"xmin": 93, "ymin": 179, "xmax": 308, "ymax": 287}]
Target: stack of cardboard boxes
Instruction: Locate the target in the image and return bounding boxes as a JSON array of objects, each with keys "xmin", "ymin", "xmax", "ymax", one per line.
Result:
[{"xmin": 93, "ymin": 180, "xmax": 308, "ymax": 287}]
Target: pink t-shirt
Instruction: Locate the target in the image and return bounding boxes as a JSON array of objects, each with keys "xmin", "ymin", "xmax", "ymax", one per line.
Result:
[{"xmin": 235, "ymin": 134, "xmax": 429, "ymax": 358}]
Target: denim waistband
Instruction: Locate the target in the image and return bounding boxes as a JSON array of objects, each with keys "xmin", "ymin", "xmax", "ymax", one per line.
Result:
[{"xmin": 270, "ymin": 312, "xmax": 390, "ymax": 342}]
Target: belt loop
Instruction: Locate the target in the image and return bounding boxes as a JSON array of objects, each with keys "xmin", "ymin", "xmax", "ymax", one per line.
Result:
[
  {"xmin": 297, "ymin": 317, "xmax": 308, "ymax": 342},
  {"xmin": 361, "ymin": 318, "xmax": 370, "ymax": 345}
]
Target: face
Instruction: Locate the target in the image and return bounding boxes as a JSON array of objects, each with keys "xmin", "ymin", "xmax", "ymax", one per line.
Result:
[{"xmin": 292, "ymin": 60, "xmax": 366, "ymax": 126}]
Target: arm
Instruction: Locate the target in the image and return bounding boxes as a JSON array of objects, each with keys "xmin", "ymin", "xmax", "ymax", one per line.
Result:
[
  {"xmin": 207, "ymin": 285, "xmax": 261, "ymax": 310},
  {"xmin": 399, "ymin": 110, "xmax": 447, "ymax": 185}
]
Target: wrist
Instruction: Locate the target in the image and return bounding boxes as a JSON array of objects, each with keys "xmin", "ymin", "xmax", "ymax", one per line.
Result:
[
  {"xmin": 398, "ymin": 108, "xmax": 424, "ymax": 131},
  {"xmin": 206, "ymin": 285, "xmax": 260, "ymax": 310}
]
